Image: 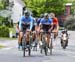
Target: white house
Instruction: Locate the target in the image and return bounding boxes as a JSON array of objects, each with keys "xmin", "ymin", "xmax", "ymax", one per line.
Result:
[{"xmin": 9, "ymin": 0, "xmax": 25, "ymax": 23}]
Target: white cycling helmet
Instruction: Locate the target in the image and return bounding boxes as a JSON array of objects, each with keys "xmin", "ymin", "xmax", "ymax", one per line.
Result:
[{"xmin": 44, "ymin": 13, "xmax": 49, "ymax": 17}]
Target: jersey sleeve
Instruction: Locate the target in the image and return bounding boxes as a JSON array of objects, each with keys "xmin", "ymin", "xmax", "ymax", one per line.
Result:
[
  {"xmin": 39, "ymin": 18, "xmax": 43, "ymax": 25},
  {"xmin": 30, "ymin": 17, "xmax": 34, "ymax": 30},
  {"xmin": 19, "ymin": 16, "xmax": 23, "ymax": 30},
  {"xmin": 49, "ymin": 18, "xmax": 53, "ymax": 24},
  {"xmin": 56, "ymin": 18, "xmax": 59, "ymax": 24}
]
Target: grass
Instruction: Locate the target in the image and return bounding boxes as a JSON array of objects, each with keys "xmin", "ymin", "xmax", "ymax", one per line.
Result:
[
  {"xmin": 0, "ymin": 45, "xmax": 5, "ymax": 48},
  {"xmin": 9, "ymin": 28, "xmax": 16, "ymax": 34},
  {"xmin": 0, "ymin": 27, "xmax": 17, "ymax": 40},
  {"xmin": 0, "ymin": 37, "xmax": 17, "ymax": 40}
]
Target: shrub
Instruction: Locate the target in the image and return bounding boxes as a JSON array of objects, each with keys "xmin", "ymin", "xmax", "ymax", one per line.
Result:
[
  {"xmin": 0, "ymin": 16, "xmax": 13, "ymax": 28},
  {"xmin": 71, "ymin": 23, "xmax": 75, "ymax": 30},
  {"xmin": 64, "ymin": 15, "xmax": 75, "ymax": 30},
  {"xmin": 0, "ymin": 26, "xmax": 9, "ymax": 37}
]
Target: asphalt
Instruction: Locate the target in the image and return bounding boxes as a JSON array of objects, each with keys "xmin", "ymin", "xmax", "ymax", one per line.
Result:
[{"xmin": 0, "ymin": 31, "xmax": 75, "ymax": 62}]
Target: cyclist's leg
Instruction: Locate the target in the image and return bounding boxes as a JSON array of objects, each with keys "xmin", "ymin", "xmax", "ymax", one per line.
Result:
[
  {"xmin": 35, "ymin": 26, "xmax": 41, "ymax": 42},
  {"xmin": 31, "ymin": 26, "xmax": 36, "ymax": 44},
  {"xmin": 26, "ymin": 31, "xmax": 30, "ymax": 43},
  {"xmin": 37, "ymin": 29, "xmax": 42, "ymax": 43},
  {"xmin": 19, "ymin": 32, "xmax": 23, "ymax": 45},
  {"xmin": 18, "ymin": 31, "xmax": 23, "ymax": 49},
  {"xmin": 32, "ymin": 31, "xmax": 36, "ymax": 41},
  {"xmin": 46, "ymin": 33, "xmax": 51, "ymax": 47}
]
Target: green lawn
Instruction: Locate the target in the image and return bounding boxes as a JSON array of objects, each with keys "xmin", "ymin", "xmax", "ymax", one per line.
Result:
[
  {"xmin": 9, "ymin": 28, "xmax": 16, "ymax": 34},
  {"xmin": 0, "ymin": 45, "xmax": 5, "ymax": 48},
  {"xmin": 0, "ymin": 37, "xmax": 17, "ymax": 40},
  {"xmin": 0, "ymin": 27, "xmax": 17, "ymax": 40}
]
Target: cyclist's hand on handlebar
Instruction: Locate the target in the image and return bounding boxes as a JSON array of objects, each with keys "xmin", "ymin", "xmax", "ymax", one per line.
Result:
[
  {"xmin": 40, "ymin": 29, "xmax": 44, "ymax": 33},
  {"xmin": 48, "ymin": 29, "xmax": 51, "ymax": 33},
  {"xmin": 26, "ymin": 29, "xmax": 31, "ymax": 32},
  {"xmin": 19, "ymin": 29, "xmax": 22, "ymax": 32}
]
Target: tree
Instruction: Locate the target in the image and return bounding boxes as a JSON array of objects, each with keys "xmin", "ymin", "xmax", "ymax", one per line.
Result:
[
  {"xmin": 0, "ymin": 0, "xmax": 9, "ymax": 10},
  {"xmin": 23, "ymin": 0, "xmax": 66, "ymax": 17}
]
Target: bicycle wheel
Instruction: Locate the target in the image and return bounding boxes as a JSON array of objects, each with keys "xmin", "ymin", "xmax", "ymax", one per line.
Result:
[
  {"xmin": 23, "ymin": 48, "xmax": 25, "ymax": 57},
  {"xmin": 22, "ymin": 36, "xmax": 26, "ymax": 57},
  {"xmin": 50, "ymin": 38, "xmax": 52, "ymax": 55},
  {"xmin": 28, "ymin": 48, "xmax": 31, "ymax": 56},
  {"xmin": 44, "ymin": 47, "xmax": 47, "ymax": 56},
  {"xmin": 43, "ymin": 38, "xmax": 48, "ymax": 56},
  {"xmin": 62, "ymin": 40, "xmax": 66, "ymax": 49},
  {"xmin": 40, "ymin": 45, "xmax": 43, "ymax": 54}
]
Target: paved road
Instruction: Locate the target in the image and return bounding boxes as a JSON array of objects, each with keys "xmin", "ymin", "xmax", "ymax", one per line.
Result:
[{"xmin": 0, "ymin": 31, "xmax": 75, "ymax": 62}]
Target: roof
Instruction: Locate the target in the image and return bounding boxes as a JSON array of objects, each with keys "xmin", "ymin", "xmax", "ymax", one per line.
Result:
[
  {"xmin": 15, "ymin": 0, "xmax": 25, "ymax": 7},
  {"xmin": 66, "ymin": 3, "xmax": 72, "ymax": 6}
]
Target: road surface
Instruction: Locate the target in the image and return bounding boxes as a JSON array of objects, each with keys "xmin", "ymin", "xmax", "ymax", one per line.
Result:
[{"xmin": 0, "ymin": 31, "xmax": 75, "ymax": 62}]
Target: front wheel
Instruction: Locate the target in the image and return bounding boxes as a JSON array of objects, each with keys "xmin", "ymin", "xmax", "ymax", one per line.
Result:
[
  {"xmin": 22, "ymin": 36, "xmax": 26, "ymax": 57},
  {"xmin": 50, "ymin": 38, "xmax": 52, "ymax": 55},
  {"xmin": 62, "ymin": 40, "xmax": 67, "ymax": 49},
  {"xmin": 28, "ymin": 48, "xmax": 31, "ymax": 56},
  {"xmin": 44, "ymin": 47, "xmax": 48, "ymax": 56},
  {"xmin": 40, "ymin": 45, "xmax": 43, "ymax": 54},
  {"xmin": 23, "ymin": 48, "xmax": 25, "ymax": 57}
]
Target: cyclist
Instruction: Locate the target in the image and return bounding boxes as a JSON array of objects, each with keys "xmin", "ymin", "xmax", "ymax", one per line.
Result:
[
  {"xmin": 16, "ymin": 22, "xmax": 19, "ymax": 38},
  {"xmin": 39, "ymin": 13, "xmax": 53, "ymax": 47},
  {"xmin": 61, "ymin": 29, "xmax": 69, "ymax": 46},
  {"xmin": 49, "ymin": 13, "xmax": 59, "ymax": 39},
  {"xmin": 18, "ymin": 11, "xmax": 34, "ymax": 49},
  {"xmin": 35, "ymin": 14, "xmax": 44, "ymax": 43}
]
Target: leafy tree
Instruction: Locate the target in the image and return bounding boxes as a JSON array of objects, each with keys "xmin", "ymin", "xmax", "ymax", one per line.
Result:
[
  {"xmin": 0, "ymin": 0, "xmax": 9, "ymax": 10},
  {"xmin": 23, "ymin": 0, "xmax": 66, "ymax": 17}
]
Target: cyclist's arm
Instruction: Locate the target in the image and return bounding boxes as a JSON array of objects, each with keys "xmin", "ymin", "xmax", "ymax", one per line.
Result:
[
  {"xmin": 49, "ymin": 19, "xmax": 53, "ymax": 32},
  {"xmin": 49, "ymin": 23, "xmax": 53, "ymax": 32},
  {"xmin": 30, "ymin": 19, "xmax": 33, "ymax": 31},
  {"xmin": 19, "ymin": 16, "xmax": 24, "ymax": 31},
  {"xmin": 56, "ymin": 18, "xmax": 59, "ymax": 32},
  {"xmin": 19, "ymin": 19, "xmax": 22, "ymax": 31},
  {"xmin": 39, "ymin": 20, "xmax": 43, "ymax": 29}
]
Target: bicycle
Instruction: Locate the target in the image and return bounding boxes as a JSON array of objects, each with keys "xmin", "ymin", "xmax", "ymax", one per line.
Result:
[
  {"xmin": 39, "ymin": 31, "xmax": 53, "ymax": 55},
  {"xmin": 60, "ymin": 31, "xmax": 69, "ymax": 49},
  {"xmin": 31, "ymin": 31, "xmax": 38, "ymax": 51},
  {"xmin": 21, "ymin": 23, "xmax": 32, "ymax": 57}
]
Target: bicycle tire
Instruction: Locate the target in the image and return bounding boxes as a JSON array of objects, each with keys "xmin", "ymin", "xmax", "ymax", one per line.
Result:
[
  {"xmin": 28, "ymin": 48, "xmax": 31, "ymax": 56},
  {"xmin": 50, "ymin": 38, "xmax": 52, "ymax": 55},
  {"xmin": 44, "ymin": 47, "xmax": 47, "ymax": 56},
  {"xmin": 22, "ymin": 36, "xmax": 26, "ymax": 57},
  {"xmin": 62, "ymin": 40, "xmax": 66, "ymax": 49}
]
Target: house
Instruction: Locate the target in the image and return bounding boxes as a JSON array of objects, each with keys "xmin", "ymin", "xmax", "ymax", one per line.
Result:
[{"xmin": 9, "ymin": 0, "xmax": 26, "ymax": 23}]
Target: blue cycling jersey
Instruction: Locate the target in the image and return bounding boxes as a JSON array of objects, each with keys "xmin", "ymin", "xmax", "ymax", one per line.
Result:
[
  {"xmin": 40, "ymin": 18, "xmax": 53, "ymax": 25},
  {"xmin": 37, "ymin": 18, "xmax": 41, "ymax": 25},
  {"xmin": 19, "ymin": 16, "xmax": 33, "ymax": 30}
]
